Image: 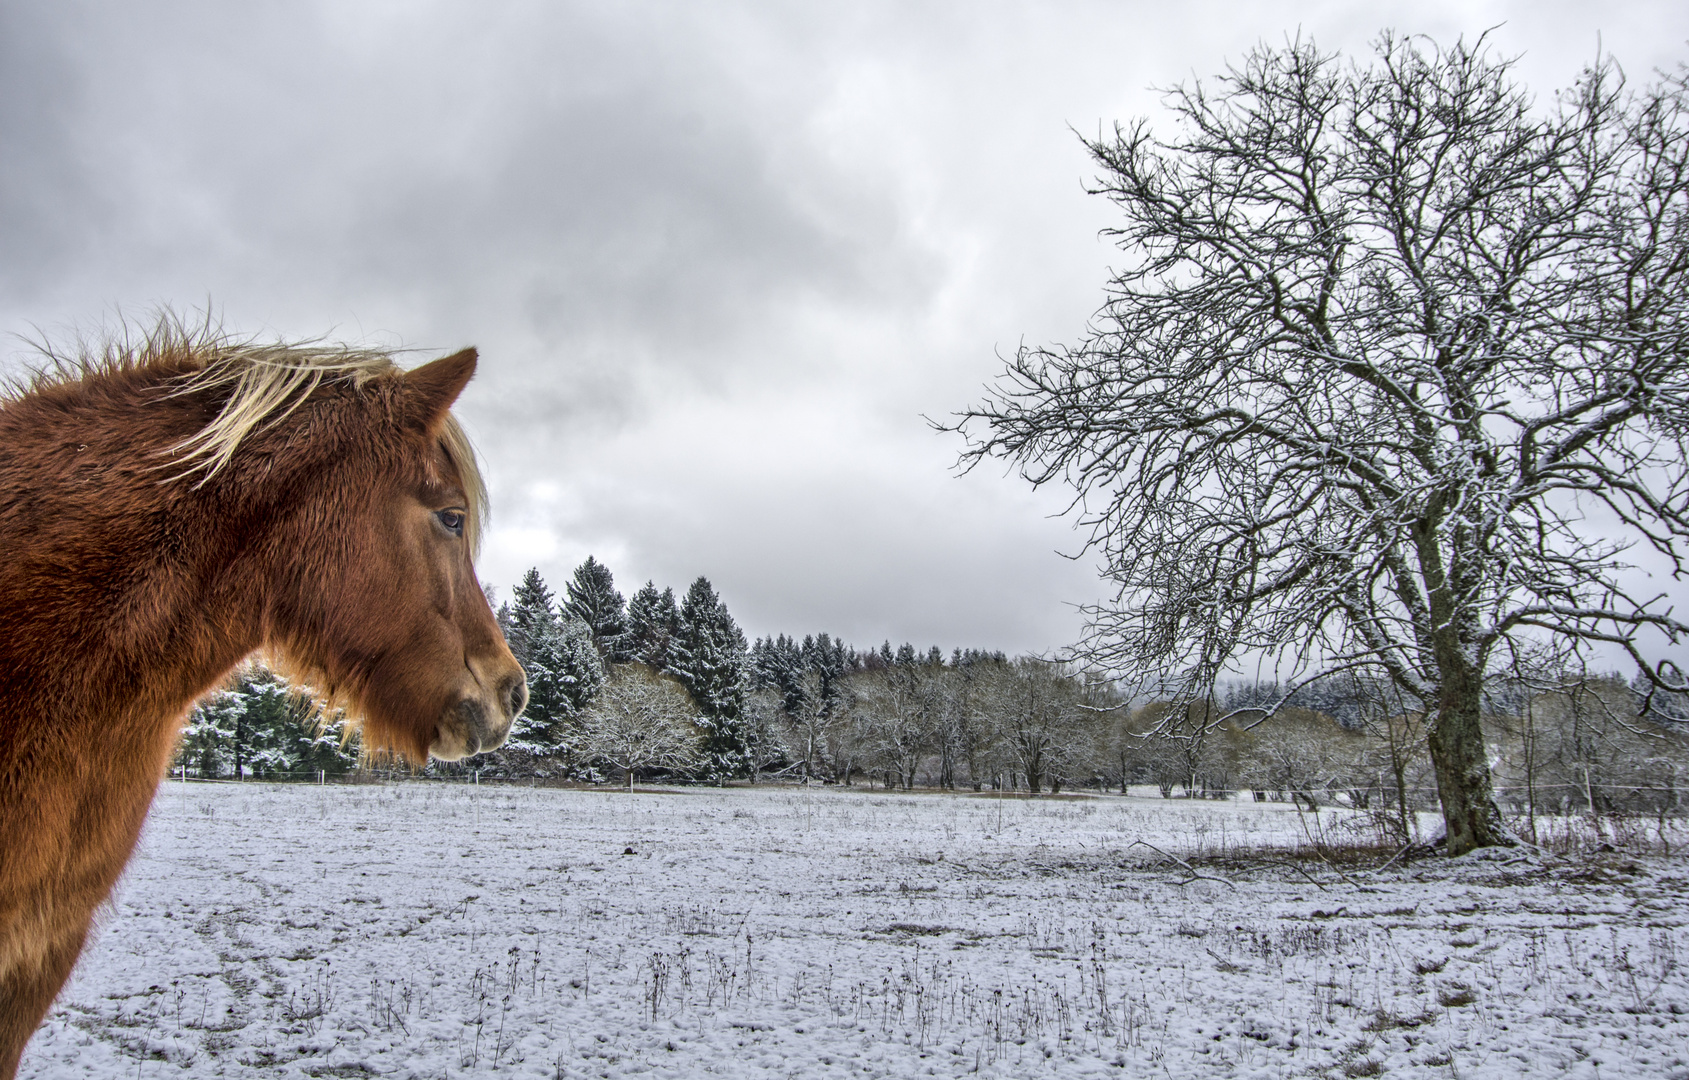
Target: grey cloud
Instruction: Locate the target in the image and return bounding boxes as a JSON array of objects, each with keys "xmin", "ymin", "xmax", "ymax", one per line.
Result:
[
  {"xmin": 498, "ymin": 433, "xmax": 1102, "ymax": 656},
  {"xmin": 0, "ymin": 3, "xmax": 103, "ymax": 297},
  {"xmin": 0, "ymin": 2, "xmax": 942, "ymax": 429}
]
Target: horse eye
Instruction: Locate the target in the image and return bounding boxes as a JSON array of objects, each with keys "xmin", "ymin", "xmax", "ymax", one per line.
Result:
[{"xmin": 436, "ymin": 509, "xmax": 465, "ymax": 536}]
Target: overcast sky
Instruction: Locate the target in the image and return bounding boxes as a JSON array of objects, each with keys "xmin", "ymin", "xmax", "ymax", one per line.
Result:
[{"xmin": 3, "ymin": 1, "xmax": 1685, "ymax": 657}]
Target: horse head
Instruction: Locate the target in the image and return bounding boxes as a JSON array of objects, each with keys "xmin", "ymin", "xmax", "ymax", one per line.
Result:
[{"xmin": 214, "ymin": 347, "xmax": 528, "ymax": 764}]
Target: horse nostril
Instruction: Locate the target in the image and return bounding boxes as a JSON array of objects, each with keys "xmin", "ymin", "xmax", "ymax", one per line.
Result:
[{"xmin": 503, "ymin": 673, "xmax": 528, "ymax": 719}]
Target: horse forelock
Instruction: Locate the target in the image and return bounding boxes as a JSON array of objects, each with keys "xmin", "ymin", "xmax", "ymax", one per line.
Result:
[{"xmin": 434, "ymin": 414, "xmax": 489, "ymax": 558}]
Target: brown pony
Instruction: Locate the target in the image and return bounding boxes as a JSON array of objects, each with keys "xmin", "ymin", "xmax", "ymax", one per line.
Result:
[{"xmin": 0, "ymin": 324, "xmax": 527, "ymax": 1077}]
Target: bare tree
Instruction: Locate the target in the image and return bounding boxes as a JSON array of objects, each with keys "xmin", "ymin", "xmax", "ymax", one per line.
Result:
[
  {"xmin": 948, "ymin": 35, "xmax": 1689, "ymax": 854},
  {"xmin": 580, "ymin": 664, "xmax": 702, "ymax": 790},
  {"xmin": 952, "ymin": 655, "xmax": 1011, "ymax": 790},
  {"xmin": 741, "ymin": 686, "xmax": 794, "ymax": 784},
  {"xmin": 845, "ymin": 667, "xmax": 933, "ymax": 790},
  {"xmin": 1527, "ymin": 672, "xmax": 1688, "ymax": 818},
  {"xmin": 1079, "ymin": 675, "xmax": 1135, "ymax": 793},
  {"xmin": 1235, "ymin": 709, "xmax": 1366, "ymax": 810},
  {"xmin": 781, "ymin": 670, "xmax": 840, "ymax": 784},
  {"xmin": 928, "ymin": 668, "xmax": 970, "ymax": 790},
  {"xmin": 1132, "ymin": 699, "xmax": 1229, "ymax": 798},
  {"xmin": 1348, "ymin": 676, "xmax": 1433, "ymax": 843},
  {"xmin": 976, "ymin": 659, "xmax": 1088, "ymax": 794}
]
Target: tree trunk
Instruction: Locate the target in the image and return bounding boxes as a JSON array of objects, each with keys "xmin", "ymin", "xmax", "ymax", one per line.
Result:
[
  {"xmin": 1522, "ymin": 696, "xmax": 1539, "ymax": 846},
  {"xmin": 1426, "ymin": 662, "xmax": 1512, "ymax": 855},
  {"xmin": 1388, "ymin": 718, "xmax": 1416, "ymax": 846}
]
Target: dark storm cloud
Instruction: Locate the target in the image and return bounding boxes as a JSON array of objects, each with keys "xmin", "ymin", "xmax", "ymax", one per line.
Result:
[{"xmin": 3, "ymin": 0, "xmax": 1686, "ymax": 656}]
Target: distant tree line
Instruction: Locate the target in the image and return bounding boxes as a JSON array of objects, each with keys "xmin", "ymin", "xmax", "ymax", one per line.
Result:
[
  {"xmin": 473, "ymin": 557, "xmax": 1157, "ymax": 792},
  {"xmin": 171, "ymin": 557, "xmax": 1689, "ymax": 833}
]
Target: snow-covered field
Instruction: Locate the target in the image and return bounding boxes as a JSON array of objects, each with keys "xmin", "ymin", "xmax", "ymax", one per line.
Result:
[{"xmin": 21, "ymin": 782, "xmax": 1689, "ymax": 1079}]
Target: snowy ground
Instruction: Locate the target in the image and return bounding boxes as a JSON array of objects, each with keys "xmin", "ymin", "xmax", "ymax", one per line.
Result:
[{"xmin": 20, "ymin": 781, "xmax": 1689, "ymax": 1079}]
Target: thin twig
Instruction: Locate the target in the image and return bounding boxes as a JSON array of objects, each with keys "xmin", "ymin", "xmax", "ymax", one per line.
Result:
[
  {"xmin": 1370, "ymin": 842, "xmax": 1415, "ymax": 876},
  {"xmin": 1128, "ymin": 840, "xmax": 1236, "ymax": 889},
  {"xmin": 1256, "ymin": 858, "xmax": 1332, "ymax": 893}
]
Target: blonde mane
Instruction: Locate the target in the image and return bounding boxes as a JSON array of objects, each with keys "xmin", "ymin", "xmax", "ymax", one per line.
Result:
[{"xmin": 18, "ymin": 318, "xmax": 489, "ymax": 554}]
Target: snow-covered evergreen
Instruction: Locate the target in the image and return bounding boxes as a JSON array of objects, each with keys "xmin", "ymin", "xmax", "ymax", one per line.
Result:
[
  {"xmin": 750, "ymin": 633, "xmax": 806, "ymax": 713},
  {"xmin": 504, "ymin": 568, "xmax": 556, "ymax": 659},
  {"xmin": 625, "ymin": 581, "xmax": 680, "ymax": 670},
  {"xmin": 564, "ymin": 555, "xmax": 630, "ymax": 663},
  {"xmin": 176, "ymin": 692, "xmax": 242, "ymax": 778},
  {"xmin": 669, "ymin": 577, "xmax": 751, "ymax": 783},
  {"xmin": 500, "ymin": 568, "xmax": 605, "ymax": 765}
]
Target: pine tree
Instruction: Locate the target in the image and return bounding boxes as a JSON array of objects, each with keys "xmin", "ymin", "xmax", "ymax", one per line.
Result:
[
  {"xmin": 626, "ymin": 581, "xmax": 681, "ymax": 670},
  {"xmin": 236, "ymin": 668, "xmax": 304, "ymax": 778},
  {"xmin": 502, "ymin": 568, "xmax": 605, "ymax": 764},
  {"xmin": 177, "ymin": 692, "xmax": 242, "ymax": 777},
  {"xmin": 564, "ymin": 555, "xmax": 630, "ymax": 662},
  {"xmin": 669, "ymin": 576, "xmax": 750, "ymax": 784},
  {"xmin": 290, "ymin": 707, "xmax": 360, "ymax": 777},
  {"xmin": 751, "ymin": 633, "xmax": 806, "ymax": 714},
  {"xmin": 506, "ymin": 615, "xmax": 604, "ymax": 757},
  {"xmin": 800, "ymin": 633, "xmax": 854, "ymax": 700},
  {"xmin": 507, "ymin": 568, "xmax": 557, "ymax": 660}
]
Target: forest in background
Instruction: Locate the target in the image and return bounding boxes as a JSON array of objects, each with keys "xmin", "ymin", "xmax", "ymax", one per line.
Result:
[{"xmin": 173, "ymin": 556, "xmax": 1689, "ymax": 843}]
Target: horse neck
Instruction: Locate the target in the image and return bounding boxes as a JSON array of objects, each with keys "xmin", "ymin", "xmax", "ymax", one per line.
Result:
[{"xmin": 0, "ymin": 375, "xmax": 275, "ymax": 732}]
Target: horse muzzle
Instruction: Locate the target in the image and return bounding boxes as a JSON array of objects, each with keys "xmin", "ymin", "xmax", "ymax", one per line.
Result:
[{"xmin": 430, "ymin": 672, "xmax": 525, "ymax": 761}]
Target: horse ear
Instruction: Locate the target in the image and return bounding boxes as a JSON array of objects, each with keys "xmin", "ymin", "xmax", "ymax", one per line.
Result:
[{"xmin": 403, "ymin": 348, "xmax": 478, "ymax": 432}]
